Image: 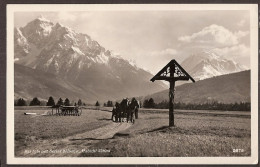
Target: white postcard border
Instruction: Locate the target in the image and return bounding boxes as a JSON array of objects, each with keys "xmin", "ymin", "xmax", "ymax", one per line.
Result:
[{"xmin": 6, "ymin": 4, "xmax": 258, "ymax": 165}]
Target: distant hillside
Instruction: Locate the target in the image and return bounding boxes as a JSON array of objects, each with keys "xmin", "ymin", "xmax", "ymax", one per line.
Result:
[
  {"xmin": 15, "ymin": 63, "xmax": 167, "ymax": 103},
  {"xmin": 144, "ymin": 70, "xmax": 250, "ymax": 104},
  {"xmin": 14, "ymin": 63, "xmax": 89, "ymax": 102}
]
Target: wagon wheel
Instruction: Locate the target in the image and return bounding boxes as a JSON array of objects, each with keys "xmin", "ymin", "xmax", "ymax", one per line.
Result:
[
  {"xmin": 77, "ymin": 107, "xmax": 82, "ymax": 116},
  {"xmin": 74, "ymin": 108, "xmax": 77, "ymax": 116},
  {"xmin": 71, "ymin": 108, "xmax": 74, "ymax": 116},
  {"xmin": 63, "ymin": 108, "xmax": 66, "ymax": 116},
  {"xmin": 70, "ymin": 108, "xmax": 74, "ymax": 116},
  {"xmin": 59, "ymin": 107, "xmax": 63, "ymax": 116}
]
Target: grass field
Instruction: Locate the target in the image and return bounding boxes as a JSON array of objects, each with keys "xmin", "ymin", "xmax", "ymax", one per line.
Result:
[{"xmin": 15, "ymin": 106, "xmax": 251, "ymax": 157}]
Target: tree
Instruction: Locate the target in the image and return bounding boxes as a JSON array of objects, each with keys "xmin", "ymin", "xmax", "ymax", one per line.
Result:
[
  {"xmin": 16, "ymin": 98, "xmax": 27, "ymax": 106},
  {"xmin": 64, "ymin": 98, "xmax": 70, "ymax": 106},
  {"xmin": 156, "ymin": 100, "xmax": 168, "ymax": 109},
  {"xmin": 143, "ymin": 99, "xmax": 149, "ymax": 108},
  {"xmin": 148, "ymin": 98, "xmax": 155, "ymax": 108},
  {"xmin": 143, "ymin": 98, "xmax": 156, "ymax": 108},
  {"xmin": 30, "ymin": 97, "xmax": 41, "ymax": 106},
  {"xmin": 95, "ymin": 101, "xmax": 100, "ymax": 106},
  {"xmin": 56, "ymin": 98, "xmax": 63, "ymax": 106},
  {"xmin": 77, "ymin": 99, "xmax": 82, "ymax": 106},
  {"xmin": 46, "ymin": 96, "xmax": 55, "ymax": 106},
  {"xmin": 104, "ymin": 103, "xmax": 107, "ymax": 107},
  {"xmin": 95, "ymin": 101, "xmax": 100, "ymax": 110},
  {"xmin": 106, "ymin": 100, "xmax": 113, "ymax": 107}
]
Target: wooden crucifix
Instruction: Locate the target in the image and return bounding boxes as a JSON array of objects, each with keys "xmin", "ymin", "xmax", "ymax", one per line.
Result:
[{"xmin": 150, "ymin": 59, "xmax": 195, "ymax": 127}]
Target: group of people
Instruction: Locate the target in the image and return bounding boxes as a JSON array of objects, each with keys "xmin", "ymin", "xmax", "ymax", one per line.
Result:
[{"xmin": 111, "ymin": 98, "xmax": 140, "ymax": 123}]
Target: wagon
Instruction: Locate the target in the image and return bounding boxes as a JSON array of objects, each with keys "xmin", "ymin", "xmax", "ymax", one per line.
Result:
[{"xmin": 51, "ymin": 105, "xmax": 82, "ymax": 116}]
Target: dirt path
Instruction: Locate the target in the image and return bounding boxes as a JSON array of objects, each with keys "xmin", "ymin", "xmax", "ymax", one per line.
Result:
[
  {"xmin": 17, "ymin": 122, "xmax": 133, "ymax": 157},
  {"xmin": 67, "ymin": 121, "xmax": 132, "ymax": 140}
]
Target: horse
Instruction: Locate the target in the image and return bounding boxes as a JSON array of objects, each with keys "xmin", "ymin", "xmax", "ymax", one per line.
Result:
[
  {"xmin": 119, "ymin": 98, "xmax": 130, "ymax": 122},
  {"xmin": 127, "ymin": 98, "xmax": 140, "ymax": 123},
  {"xmin": 111, "ymin": 102, "xmax": 120, "ymax": 122},
  {"xmin": 111, "ymin": 102, "xmax": 119, "ymax": 122}
]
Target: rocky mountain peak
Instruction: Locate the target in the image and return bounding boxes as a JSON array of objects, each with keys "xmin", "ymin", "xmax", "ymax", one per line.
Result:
[
  {"xmin": 181, "ymin": 50, "xmax": 248, "ymax": 81},
  {"xmin": 36, "ymin": 15, "xmax": 52, "ymax": 22}
]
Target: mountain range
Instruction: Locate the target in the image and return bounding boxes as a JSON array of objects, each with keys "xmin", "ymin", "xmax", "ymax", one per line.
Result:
[
  {"xmin": 144, "ymin": 70, "xmax": 250, "ymax": 104},
  {"xmin": 14, "ymin": 16, "xmax": 166, "ymax": 103},
  {"xmin": 14, "ymin": 16, "xmax": 249, "ymax": 104}
]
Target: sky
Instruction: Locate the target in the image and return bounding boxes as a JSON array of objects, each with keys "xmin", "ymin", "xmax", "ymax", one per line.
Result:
[{"xmin": 14, "ymin": 10, "xmax": 250, "ymax": 74}]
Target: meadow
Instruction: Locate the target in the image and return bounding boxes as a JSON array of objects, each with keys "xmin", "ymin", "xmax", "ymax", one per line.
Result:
[{"xmin": 15, "ymin": 106, "xmax": 251, "ymax": 157}]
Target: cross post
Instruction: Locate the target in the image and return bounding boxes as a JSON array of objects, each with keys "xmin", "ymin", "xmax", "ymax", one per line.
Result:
[{"xmin": 150, "ymin": 59, "xmax": 195, "ymax": 127}]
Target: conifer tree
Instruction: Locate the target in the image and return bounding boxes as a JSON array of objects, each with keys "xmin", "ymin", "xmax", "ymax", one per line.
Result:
[
  {"xmin": 64, "ymin": 98, "xmax": 70, "ymax": 106},
  {"xmin": 57, "ymin": 98, "xmax": 64, "ymax": 106},
  {"xmin": 95, "ymin": 101, "xmax": 100, "ymax": 106},
  {"xmin": 77, "ymin": 99, "xmax": 82, "ymax": 106},
  {"xmin": 47, "ymin": 96, "xmax": 55, "ymax": 106},
  {"xmin": 30, "ymin": 97, "xmax": 41, "ymax": 106}
]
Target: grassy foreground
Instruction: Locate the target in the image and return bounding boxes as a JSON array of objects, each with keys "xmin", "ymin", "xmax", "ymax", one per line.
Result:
[
  {"xmin": 15, "ymin": 107, "xmax": 250, "ymax": 157},
  {"xmin": 80, "ymin": 109, "xmax": 251, "ymax": 157},
  {"xmin": 15, "ymin": 106, "xmax": 111, "ymax": 155}
]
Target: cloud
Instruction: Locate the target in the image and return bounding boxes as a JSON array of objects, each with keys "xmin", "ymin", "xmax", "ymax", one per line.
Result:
[
  {"xmin": 235, "ymin": 30, "xmax": 249, "ymax": 39},
  {"xmin": 212, "ymin": 44, "xmax": 250, "ymax": 68},
  {"xmin": 134, "ymin": 48, "xmax": 179, "ymax": 74},
  {"xmin": 212, "ymin": 44, "xmax": 250, "ymax": 58},
  {"xmin": 57, "ymin": 12, "xmax": 77, "ymax": 21},
  {"xmin": 178, "ymin": 24, "xmax": 249, "ymax": 47},
  {"xmin": 150, "ymin": 48, "xmax": 177, "ymax": 57},
  {"xmin": 237, "ymin": 19, "xmax": 246, "ymax": 27}
]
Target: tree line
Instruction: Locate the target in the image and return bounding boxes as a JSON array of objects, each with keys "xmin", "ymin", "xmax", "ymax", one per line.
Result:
[
  {"xmin": 15, "ymin": 97, "xmax": 114, "ymax": 108},
  {"xmin": 14, "ymin": 97, "xmax": 86, "ymax": 106},
  {"xmin": 15, "ymin": 96, "xmax": 250, "ymax": 111},
  {"xmin": 143, "ymin": 98, "xmax": 250, "ymax": 111},
  {"xmin": 103, "ymin": 100, "xmax": 113, "ymax": 107}
]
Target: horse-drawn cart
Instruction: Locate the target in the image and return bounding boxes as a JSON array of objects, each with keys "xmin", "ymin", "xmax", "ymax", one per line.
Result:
[
  {"xmin": 111, "ymin": 98, "xmax": 139, "ymax": 123},
  {"xmin": 51, "ymin": 105, "xmax": 82, "ymax": 116}
]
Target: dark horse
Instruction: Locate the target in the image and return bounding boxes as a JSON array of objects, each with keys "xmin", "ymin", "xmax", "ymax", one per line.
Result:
[
  {"xmin": 120, "ymin": 98, "xmax": 130, "ymax": 122},
  {"xmin": 111, "ymin": 98, "xmax": 130, "ymax": 122},
  {"xmin": 127, "ymin": 98, "xmax": 140, "ymax": 123},
  {"xmin": 111, "ymin": 102, "xmax": 120, "ymax": 122}
]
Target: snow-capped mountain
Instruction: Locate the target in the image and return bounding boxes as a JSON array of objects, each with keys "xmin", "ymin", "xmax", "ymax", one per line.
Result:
[
  {"xmin": 15, "ymin": 16, "xmax": 110, "ymax": 74},
  {"xmin": 14, "ymin": 16, "xmax": 167, "ymax": 102},
  {"xmin": 181, "ymin": 50, "xmax": 248, "ymax": 80}
]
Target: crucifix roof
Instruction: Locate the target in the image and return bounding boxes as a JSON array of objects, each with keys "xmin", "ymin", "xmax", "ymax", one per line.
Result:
[{"xmin": 150, "ymin": 59, "xmax": 195, "ymax": 83}]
